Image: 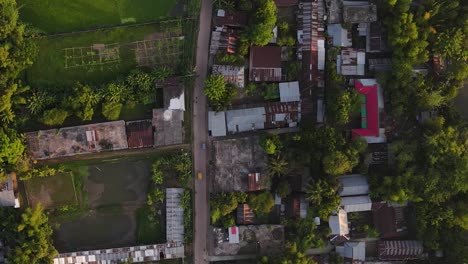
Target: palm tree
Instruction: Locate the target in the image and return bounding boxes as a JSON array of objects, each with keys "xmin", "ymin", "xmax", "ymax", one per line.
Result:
[{"xmin": 268, "ymin": 155, "xmax": 289, "ymax": 176}]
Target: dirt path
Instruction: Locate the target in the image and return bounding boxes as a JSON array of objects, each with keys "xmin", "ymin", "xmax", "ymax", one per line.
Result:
[{"xmin": 37, "ymin": 144, "xmax": 189, "ymax": 166}]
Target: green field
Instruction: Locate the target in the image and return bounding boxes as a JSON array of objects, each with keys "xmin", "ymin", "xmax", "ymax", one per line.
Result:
[
  {"xmin": 18, "ymin": 0, "xmax": 178, "ymax": 33},
  {"xmin": 26, "ymin": 21, "xmax": 185, "ymax": 88},
  {"xmin": 24, "ymin": 172, "xmax": 77, "ymax": 209}
]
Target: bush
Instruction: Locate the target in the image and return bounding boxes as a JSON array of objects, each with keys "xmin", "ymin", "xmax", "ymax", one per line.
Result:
[
  {"xmin": 102, "ymin": 101, "xmax": 122, "ymax": 120},
  {"xmin": 40, "ymin": 108, "xmax": 68, "ymax": 126}
]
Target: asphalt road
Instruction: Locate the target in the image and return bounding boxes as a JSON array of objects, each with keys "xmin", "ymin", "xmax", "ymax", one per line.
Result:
[{"xmin": 192, "ymin": 0, "xmax": 212, "ymax": 263}]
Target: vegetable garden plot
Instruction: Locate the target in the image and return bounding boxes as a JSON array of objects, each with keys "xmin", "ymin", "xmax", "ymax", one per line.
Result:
[
  {"xmin": 64, "ymin": 43, "xmax": 121, "ymax": 69},
  {"xmin": 134, "ymin": 34, "xmax": 185, "ymax": 67}
]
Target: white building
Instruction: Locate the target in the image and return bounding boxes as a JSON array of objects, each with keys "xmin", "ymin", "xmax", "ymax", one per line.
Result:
[{"xmin": 329, "ymin": 209, "xmax": 350, "ymax": 241}]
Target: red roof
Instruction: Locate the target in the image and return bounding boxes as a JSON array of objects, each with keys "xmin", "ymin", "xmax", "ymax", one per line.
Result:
[
  {"xmin": 352, "ymin": 80, "xmax": 380, "ymax": 138},
  {"xmin": 249, "ymin": 46, "xmax": 282, "ymax": 81},
  {"xmin": 126, "ymin": 120, "xmax": 154, "ymax": 148},
  {"xmin": 230, "ymin": 226, "xmax": 237, "ymax": 235}
]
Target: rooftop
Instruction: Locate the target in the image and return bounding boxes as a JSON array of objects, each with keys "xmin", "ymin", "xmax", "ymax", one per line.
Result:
[
  {"xmin": 351, "ymin": 79, "xmax": 386, "ymax": 143},
  {"xmin": 343, "ymin": 2, "xmax": 378, "ymax": 23},
  {"xmin": 212, "ymin": 64, "xmax": 245, "ymax": 88},
  {"xmin": 126, "ymin": 120, "xmax": 153, "ymax": 149},
  {"xmin": 208, "ymin": 111, "xmax": 227, "ymax": 137},
  {"xmin": 0, "ymin": 176, "xmax": 17, "ymax": 207},
  {"xmin": 338, "ymin": 174, "xmax": 369, "ymax": 197},
  {"xmin": 152, "ymin": 109, "xmax": 184, "ymax": 147},
  {"xmin": 213, "ymin": 11, "xmax": 247, "ymax": 28},
  {"xmin": 166, "ymin": 188, "xmax": 184, "ymax": 243},
  {"xmin": 279, "ymin": 81, "xmax": 300, "ymax": 102},
  {"xmin": 26, "ymin": 121, "xmax": 128, "ymax": 160},
  {"xmin": 163, "ymin": 84, "xmax": 185, "ymax": 111},
  {"xmin": 340, "ymin": 195, "xmax": 372, "ymax": 212},
  {"xmin": 336, "ymin": 241, "xmax": 366, "ymax": 261},
  {"xmin": 53, "ymin": 243, "xmax": 184, "ymax": 264},
  {"xmin": 337, "ymin": 48, "xmax": 366, "ymax": 76},
  {"xmin": 329, "ymin": 209, "xmax": 349, "ymax": 236},
  {"xmin": 249, "ymin": 46, "xmax": 282, "ymax": 82},
  {"xmin": 327, "ymin": 24, "xmax": 351, "ymax": 47}
]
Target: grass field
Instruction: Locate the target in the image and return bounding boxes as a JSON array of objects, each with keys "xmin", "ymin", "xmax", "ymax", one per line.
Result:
[
  {"xmin": 24, "ymin": 172, "xmax": 77, "ymax": 209},
  {"xmin": 18, "ymin": 0, "xmax": 178, "ymax": 33},
  {"xmin": 26, "ymin": 22, "xmax": 185, "ymax": 88}
]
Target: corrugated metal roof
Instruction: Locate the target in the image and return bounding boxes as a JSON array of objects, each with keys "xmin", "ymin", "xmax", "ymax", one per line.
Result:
[
  {"xmin": 378, "ymin": 240, "xmax": 424, "ymax": 260},
  {"xmin": 208, "ymin": 111, "xmax": 227, "ymax": 137},
  {"xmin": 279, "ymin": 82, "xmax": 300, "ymax": 102},
  {"xmin": 341, "ymin": 195, "xmax": 372, "ymax": 212},
  {"xmin": 212, "ymin": 65, "xmax": 245, "ymax": 88},
  {"xmin": 126, "ymin": 120, "xmax": 154, "ymax": 149},
  {"xmin": 327, "ymin": 24, "xmax": 351, "ymax": 47},
  {"xmin": 166, "ymin": 188, "xmax": 184, "ymax": 243},
  {"xmin": 249, "ymin": 46, "xmax": 282, "ymax": 82},
  {"xmin": 338, "ymin": 174, "xmax": 369, "ymax": 196},
  {"xmin": 329, "ymin": 209, "xmax": 349, "ymax": 235},
  {"xmin": 226, "ymin": 107, "xmax": 266, "ymax": 133}
]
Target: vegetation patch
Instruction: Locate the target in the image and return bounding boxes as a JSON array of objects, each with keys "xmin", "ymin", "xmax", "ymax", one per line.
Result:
[
  {"xmin": 18, "ymin": 0, "xmax": 178, "ymax": 33},
  {"xmin": 24, "ymin": 172, "xmax": 77, "ymax": 209}
]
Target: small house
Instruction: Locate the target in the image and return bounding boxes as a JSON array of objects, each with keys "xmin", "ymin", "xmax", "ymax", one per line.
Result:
[
  {"xmin": 340, "ymin": 196, "xmax": 372, "ymax": 213},
  {"xmin": 329, "ymin": 209, "xmax": 350, "ymax": 241},
  {"xmin": 249, "ymin": 46, "xmax": 282, "ymax": 82},
  {"xmin": 338, "ymin": 174, "xmax": 369, "ymax": 197},
  {"xmin": 337, "ymin": 48, "xmax": 366, "ymax": 76},
  {"xmin": 327, "ymin": 24, "xmax": 351, "ymax": 47},
  {"xmin": 342, "ymin": 2, "xmax": 377, "ymax": 24}
]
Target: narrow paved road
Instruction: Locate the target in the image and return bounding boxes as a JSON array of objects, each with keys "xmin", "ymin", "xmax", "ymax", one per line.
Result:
[{"xmin": 193, "ymin": 0, "xmax": 212, "ymax": 263}]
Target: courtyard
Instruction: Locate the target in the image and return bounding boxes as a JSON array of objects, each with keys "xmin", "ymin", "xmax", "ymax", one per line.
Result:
[{"xmin": 211, "ymin": 136, "xmax": 268, "ymax": 192}]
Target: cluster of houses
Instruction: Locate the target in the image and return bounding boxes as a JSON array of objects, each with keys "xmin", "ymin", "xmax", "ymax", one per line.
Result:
[{"xmin": 207, "ymin": 0, "xmax": 429, "ymax": 262}]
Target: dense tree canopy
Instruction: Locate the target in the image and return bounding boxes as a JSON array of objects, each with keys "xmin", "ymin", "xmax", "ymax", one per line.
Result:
[
  {"xmin": 0, "ymin": 205, "xmax": 57, "ymax": 264},
  {"xmin": 0, "ymin": 0, "xmax": 37, "ymax": 123},
  {"xmin": 370, "ymin": 120, "xmax": 468, "ymax": 261},
  {"xmin": 244, "ymin": 0, "xmax": 277, "ymax": 46},
  {"xmin": 248, "ymin": 191, "xmax": 274, "ymax": 216},
  {"xmin": 0, "ymin": 128, "xmax": 25, "ymax": 179},
  {"xmin": 204, "ymin": 75, "xmax": 237, "ymax": 111}
]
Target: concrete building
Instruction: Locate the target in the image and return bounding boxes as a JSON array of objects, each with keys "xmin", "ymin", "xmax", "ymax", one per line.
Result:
[
  {"xmin": 342, "ymin": 1, "xmax": 377, "ymax": 23},
  {"xmin": 166, "ymin": 188, "xmax": 184, "ymax": 243},
  {"xmin": 26, "ymin": 121, "xmax": 128, "ymax": 160},
  {"xmin": 212, "ymin": 64, "xmax": 245, "ymax": 88},
  {"xmin": 249, "ymin": 46, "xmax": 282, "ymax": 82},
  {"xmin": 152, "ymin": 109, "xmax": 184, "ymax": 146}
]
